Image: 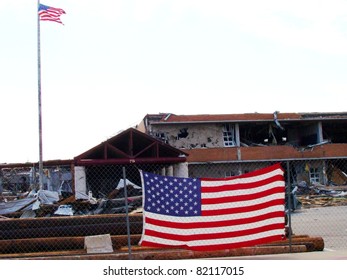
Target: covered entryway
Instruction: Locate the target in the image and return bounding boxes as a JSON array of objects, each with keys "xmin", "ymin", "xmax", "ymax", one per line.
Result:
[{"xmin": 74, "ymin": 128, "xmax": 188, "ymax": 199}]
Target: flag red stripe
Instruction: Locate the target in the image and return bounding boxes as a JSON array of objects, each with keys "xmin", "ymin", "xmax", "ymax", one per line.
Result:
[
  {"xmin": 140, "ymin": 235, "xmax": 284, "ymax": 251},
  {"xmin": 39, "ymin": 14, "xmax": 63, "ymax": 23},
  {"xmin": 202, "ymin": 186, "xmax": 284, "ymax": 204},
  {"xmin": 145, "ymin": 211, "xmax": 285, "ymax": 229},
  {"xmin": 201, "ymin": 175, "xmax": 284, "ymax": 192},
  {"xmin": 143, "ymin": 223, "xmax": 284, "ymax": 242},
  {"xmin": 194, "ymin": 235, "xmax": 284, "ymax": 251},
  {"xmin": 202, "ymin": 199, "xmax": 285, "ymax": 216},
  {"xmin": 201, "ymin": 163, "xmax": 283, "ymax": 181},
  {"xmin": 40, "ymin": 17, "xmax": 62, "ymax": 22}
]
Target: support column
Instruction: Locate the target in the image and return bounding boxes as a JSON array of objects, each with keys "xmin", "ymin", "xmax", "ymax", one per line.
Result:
[
  {"xmin": 173, "ymin": 162, "xmax": 189, "ymax": 177},
  {"xmin": 74, "ymin": 166, "xmax": 87, "ymax": 199},
  {"xmin": 161, "ymin": 167, "xmax": 166, "ymax": 176},
  {"xmin": 317, "ymin": 121, "xmax": 324, "ymax": 143},
  {"xmin": 166, "ymin": 166, "xmax": 173, "ymax": 176}
]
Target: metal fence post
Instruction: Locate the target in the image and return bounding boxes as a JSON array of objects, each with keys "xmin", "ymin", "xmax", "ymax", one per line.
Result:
[
  {"xmin": 122, "ymin": 166, "xmax": 132, "ymax": 259},
  {"xmin": 286, "ymin": 161, "xmax": 293, "ymax": 253}
]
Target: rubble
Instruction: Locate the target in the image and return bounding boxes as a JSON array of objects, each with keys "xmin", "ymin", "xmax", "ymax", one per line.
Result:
[
  {"xmin": 297, "ymin": 195, "xmax": 347, "ymax": 208},
  {"xmin": 295, "ymin": 181, "xmax": 347, "ymax": 208},
  {"xmin": 0, "ymin": 176, "xmax": 143, "ymax": 218}
]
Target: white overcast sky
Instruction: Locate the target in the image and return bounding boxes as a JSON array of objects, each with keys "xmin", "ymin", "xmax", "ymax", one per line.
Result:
[{"xmin": 1, "ymin": 0, "xmax": 347, "ymax": 163}]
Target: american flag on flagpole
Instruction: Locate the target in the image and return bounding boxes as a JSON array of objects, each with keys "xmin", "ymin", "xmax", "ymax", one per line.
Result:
[
  {"xmin": 139, "ymin": 163, "xmax": 286, "ymax": 251},
  {"xmin": 38, "ymin": 3, "xmax": 66, "ymax": 24}
]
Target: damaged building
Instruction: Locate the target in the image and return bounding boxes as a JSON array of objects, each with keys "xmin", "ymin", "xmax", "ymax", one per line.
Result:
[
  {"xmin": 2, "ymin": 112, "xmax": 347, "ymax": 218},
  {"xmin": 138, "ymin": 111, "xmax": 347, "ymax": 186}
]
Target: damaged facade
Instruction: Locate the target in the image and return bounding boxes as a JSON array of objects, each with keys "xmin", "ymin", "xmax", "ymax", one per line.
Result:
[{"xmin": 138, "ymin": 112, "xmax": 347, "ymax": 186}]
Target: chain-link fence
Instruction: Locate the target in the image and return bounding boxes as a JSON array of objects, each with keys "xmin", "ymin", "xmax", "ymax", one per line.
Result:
[{"xmin": 1, "ymin": 158, "xmax": 347, "ymax": 256}]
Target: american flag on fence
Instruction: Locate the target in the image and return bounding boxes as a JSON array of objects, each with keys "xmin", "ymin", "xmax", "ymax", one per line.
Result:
[
  {"xmin": 139, "ymin": 163, "xmax": 286, "ymax": 251},
  {"xmin": 38, "ymin": 4, "xmax": 66, "ymax": 24}
]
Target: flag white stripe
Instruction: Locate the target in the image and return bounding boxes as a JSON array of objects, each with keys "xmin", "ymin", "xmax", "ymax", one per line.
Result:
[
  {"xmin": 41, "ymin": 11, "xmax": 60, "ymax": 16},
  {"xmin": 144, "ymin": 217, "xmax": 284, "ymax": 235},
  {"xmin": 201, "ymin": 193, "xmax": 284, "ymax": 210},
  {"xmin": 39, "ymin": 13, "xmax": 62, "ymax": 21},
  {"xmin": 202, "ymin": 169, "xmax": 283, "ymax": 187},
  {"xmin": 201, "ymin": 181, "xmax": 284, "ymax": 198},
  {"xmin": 144, "ymin": 205, "xmax": 284, "ymax": 223},
  {"xmin": 141, "ymin": 229, "xmax": 284, "ymax": 247}
]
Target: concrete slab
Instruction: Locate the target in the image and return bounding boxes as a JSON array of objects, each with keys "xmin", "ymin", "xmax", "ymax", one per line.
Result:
[{"xmin": 84, "ymin": 234, "xmax": 113, "ymax": 254}]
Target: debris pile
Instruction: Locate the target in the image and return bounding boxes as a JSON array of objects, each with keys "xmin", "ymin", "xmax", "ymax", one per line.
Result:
[
  {"xmin": 0, "ymin": 176, "xmax": 143, "ymax": 218},
  {"xmin": 295, "ymin": 181, "xmax": 347, "ymax": 208},
  {"xmin": 298, "ymin": 195, "xmax": 347, "ymax": 208}
]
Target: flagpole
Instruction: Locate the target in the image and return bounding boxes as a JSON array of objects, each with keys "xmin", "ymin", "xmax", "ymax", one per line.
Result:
[{"xmin": 37, "ymin": 0, "xmax": 44, "ymax": 190}]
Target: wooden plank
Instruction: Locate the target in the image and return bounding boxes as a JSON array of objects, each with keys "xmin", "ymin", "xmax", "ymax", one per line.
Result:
[
  {"xmin": 267, "ymin": 236, "xmax": 324, "ymax": 251},
  {"xmin": 0, "ymin": 221, "xmax": 143, "ymax": 239},
  {"xmin": 0, "ymin": 245, "xmax": 307, "ymax": 260},
  {"xmin": 0, "ymin": 234, "xmax": 142, "ymax": 254},
  {"xmin": 0, "ymin": 213, "xmax": 143, "ymax": 231}
]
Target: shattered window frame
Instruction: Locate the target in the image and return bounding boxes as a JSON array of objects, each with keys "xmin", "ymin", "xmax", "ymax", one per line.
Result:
[
  {"xmin": 154, "ymin": 132, "xmax": 168, "ymax": 143},
  {"xmin": 222, "ymin": 123, "xmax": 236, "ymax": 147}
]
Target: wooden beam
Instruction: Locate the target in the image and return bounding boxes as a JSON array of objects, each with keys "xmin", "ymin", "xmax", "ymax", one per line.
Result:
[
  {"xmin": 0, "ymin": 235, "xmax": 142, "ymax": 254},
  {"xmin": 134, "ymin": 142, "xmax": 157, "ymax": 158},
  {"xmin": 76, "ymin": 157, "xmax": 186, "ymax": 165},
  {"xmin": 106, "ymin": 143, "xmax": 129, "ymax": 158}
]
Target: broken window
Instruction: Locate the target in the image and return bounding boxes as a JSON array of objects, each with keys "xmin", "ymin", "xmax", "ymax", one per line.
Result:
[
  {"xmin": 297, "ymin": 124, "xmax": 319, "ymax": 146},
  {"xmin": 154, "ymin": 132, "xmax": 168, "ymax": 143},
  {"xmin": 225, "ymin": 170, "xmax": 236, "ymax": 177},
  {"xmin": 223, "ymin": 124, "xmax": 236, "ymax": 147},
  {"xmin": 322, "ymin": 121, "xmax": 347, "ymax": 143},
  {"xmin": 239, "ymin": 123, "xmax": 288, "ymax": 146},
  {"xmin": 176, "ymin": 128, "xmax": 189, "ymax": 139},
  {"xmin": 309, "ymin": 167, "xmax": 320, "ymax": 183}
]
